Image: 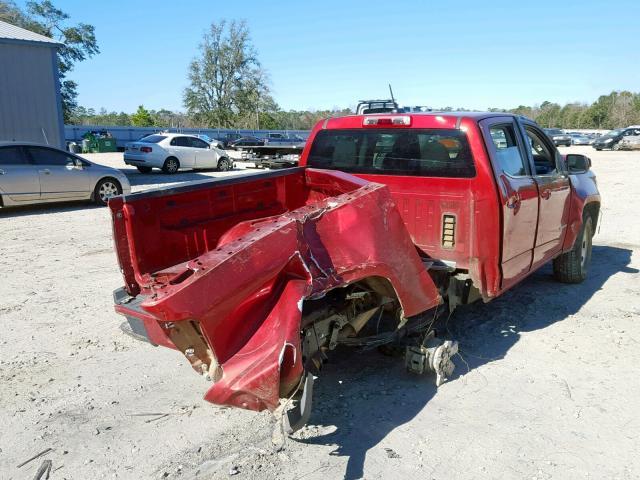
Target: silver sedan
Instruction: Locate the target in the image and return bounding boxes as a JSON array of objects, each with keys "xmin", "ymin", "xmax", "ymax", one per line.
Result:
[
  {"xmin": 0, "ymin": 143, "xmax": 131, "ymax": 207},
  {"xmin": 570, "ymin": 134, "xmax": 592, "ymax": 146}
]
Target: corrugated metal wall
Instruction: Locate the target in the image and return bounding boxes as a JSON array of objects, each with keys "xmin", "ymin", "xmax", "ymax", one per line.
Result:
[{"xmin": 0, "ymin": 42, "xmax": 64, "ymax": 148}]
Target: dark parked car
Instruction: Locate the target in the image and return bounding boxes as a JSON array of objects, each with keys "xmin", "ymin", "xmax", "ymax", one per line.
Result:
[
  {"xmin": 543, "ymin": 128, "xmax": 572, "ymax": 147},
  {"xmin": 592, "ymin": 127, "xmax": 640, "ymax": 150},
  {"xmin": 219, "ymin": 133, "xmax": 243, "ymax": 148},
  {"xmin": 229, "ymin": 136, "xmax": 266, "ymax": 150}
]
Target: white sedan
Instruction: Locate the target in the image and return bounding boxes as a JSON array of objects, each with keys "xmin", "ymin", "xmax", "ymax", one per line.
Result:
[{"xmin": 124, "ymin": 133, "xmax": 233, "ymax": 174}]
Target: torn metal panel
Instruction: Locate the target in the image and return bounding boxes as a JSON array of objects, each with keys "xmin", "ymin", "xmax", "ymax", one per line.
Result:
[{"xmin": 111, "ymin": 168, "xmax": 441, "ymax": 413}]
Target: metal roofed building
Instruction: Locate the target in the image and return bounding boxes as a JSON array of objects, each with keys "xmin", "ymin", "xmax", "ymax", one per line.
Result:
[{"xmin": 0, "ymin": 20, "xmax": 65, "ymax": 148}]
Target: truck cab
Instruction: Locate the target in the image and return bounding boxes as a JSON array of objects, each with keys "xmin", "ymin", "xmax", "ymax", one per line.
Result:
[{"xmin": 300, "ymin": 112, "xmax": 600, "ymax": 297}]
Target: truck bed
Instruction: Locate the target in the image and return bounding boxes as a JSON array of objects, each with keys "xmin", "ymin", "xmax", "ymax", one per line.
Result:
[{"xmin": 109, "ymin": 168, "xmax": 440, "ymax": 412}]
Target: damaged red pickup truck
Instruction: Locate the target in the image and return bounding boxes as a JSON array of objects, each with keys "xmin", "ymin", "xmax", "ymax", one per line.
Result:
[{"xmin": 110, "ymin": 112, "xmax": 600, "ymax": 432}]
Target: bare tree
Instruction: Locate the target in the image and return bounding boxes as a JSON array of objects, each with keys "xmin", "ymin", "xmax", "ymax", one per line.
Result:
[{"xmin": 183, "ymin": 20, "xmax": 274, "ymax": 128}]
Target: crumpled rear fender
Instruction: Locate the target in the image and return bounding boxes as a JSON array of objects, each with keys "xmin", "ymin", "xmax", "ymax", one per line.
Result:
[
  {"xmin": 204, "ymin": 279, "xmax": 307, "ymax": 411},
  {"xmin": 129, "ymin": 170, "xmax": 440, "ymax": 412}
]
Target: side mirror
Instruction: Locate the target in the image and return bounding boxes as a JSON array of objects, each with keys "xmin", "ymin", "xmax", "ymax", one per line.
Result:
[{"xmin": 566, "ymin": 154, "xmax": 591, "ymax": 173}]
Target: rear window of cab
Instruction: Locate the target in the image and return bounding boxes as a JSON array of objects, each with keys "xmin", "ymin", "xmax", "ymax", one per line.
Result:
[{"xmin": 307, "ymin": 128, "xmax": 475, "ymax": 178}]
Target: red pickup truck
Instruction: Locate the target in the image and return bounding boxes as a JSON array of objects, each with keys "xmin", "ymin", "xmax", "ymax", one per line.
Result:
[{"xmin": 110, "ymin": 112, "xmax": 600, "ymax": 432}]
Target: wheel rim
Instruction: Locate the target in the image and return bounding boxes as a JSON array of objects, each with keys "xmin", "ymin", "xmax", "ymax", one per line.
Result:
[
  {"xmin": 99, "ymin": 181, "xmax": 119, "ymax": 202},
  {"xmin": 220, "ymin": 159, "xmax": 229, "ymax": 171},
  {"xmin": 166, "ymin": 159, "xmax": 178, "ymax": 172}
]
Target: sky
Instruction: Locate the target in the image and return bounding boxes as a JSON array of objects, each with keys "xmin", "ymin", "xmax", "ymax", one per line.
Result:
[{"xmin": 21, "ymin": 0, "xmax": 640, "ymax": 113}]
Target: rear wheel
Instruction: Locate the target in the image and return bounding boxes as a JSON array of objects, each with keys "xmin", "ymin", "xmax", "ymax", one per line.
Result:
[
  {"xmin": 136, "ymin": 166, "xmax": 152, "ymax": 173},
  {"xmin": 162, "ymin": 157, "xmax": 180, "ymax": 174},
  {"xmin": 94, "ymin": 178, "xmax": 122, "ymax": 206},
  {"xmin": 217, "ymin": 157, "xmax": 232, "ymax": 171},
  {"xmin": 553, "ymin": 215, "xmax": 593, "ymax": 283}
]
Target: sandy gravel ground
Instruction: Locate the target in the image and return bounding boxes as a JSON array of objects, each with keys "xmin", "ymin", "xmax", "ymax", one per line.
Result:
[{"xmin": 1, "ymin": 147, "xmax": 639, "ymax": 480}]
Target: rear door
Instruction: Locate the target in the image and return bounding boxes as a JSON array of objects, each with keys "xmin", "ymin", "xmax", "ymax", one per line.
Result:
[
  {"xmin": 0, "ymin": 146, "xmax": 40, "ymax": 202},
  {"xmin": 520, "ymin": 122, "xmax": 571, "ymax": 268},
  {"xmin": 480, "ymin": 118, "xmax": 539, "ymax": 289},
  {"xmin": 25, "ymin": 146, "xmax": 92, "ymax": 200}
]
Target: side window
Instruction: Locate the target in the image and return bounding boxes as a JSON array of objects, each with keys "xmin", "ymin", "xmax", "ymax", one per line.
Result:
[
  {"xmin": 26, "ymin": 147, "xmax": 75, "ymax": 167},
  {"xmin": 524, "ymin": 127, "xmax": 557, "ymax": 175},
  {"xmin": 171, "ymin": 137, "xmax": 190, "ymax": 147},
  {"xmin": 0, "ymin": 146, "xmax": 28, "ymax": 165},
  {"xmin": 489, "ymin": 125, "xmax": 528, "ymax": 176},
  {"xmin": 190, "ymin": 138, "xmax": 209, "ymax": 149}
]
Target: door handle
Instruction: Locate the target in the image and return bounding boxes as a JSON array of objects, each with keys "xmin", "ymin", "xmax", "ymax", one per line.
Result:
[
  {"xmin": 541, "ymin": 189, "xmax": 551, "ymax": 200},
  {"xmin": 39, "ymin": 169, "xmax": 51, "ymax": 175}
]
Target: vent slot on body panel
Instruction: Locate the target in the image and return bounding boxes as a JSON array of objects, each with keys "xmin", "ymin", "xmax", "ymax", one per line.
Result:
[{"xmin": 442, "ymin": 214, "xmax": 456, "ymax": 248}]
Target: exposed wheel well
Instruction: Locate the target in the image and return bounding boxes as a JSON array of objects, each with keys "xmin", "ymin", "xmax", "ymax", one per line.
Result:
[
  {"xmin": 299, "ymin": 276, "xmax": 403, "ymax": 336},
  {"xmin": 583, "ymin": 202, "xmax": 600, "ymax": 234}
]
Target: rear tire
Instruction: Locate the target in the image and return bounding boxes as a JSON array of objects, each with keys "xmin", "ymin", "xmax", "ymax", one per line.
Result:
[
  {"xmin": 217, "ymin": 157, "xmax": 232, "ymax": 171},
  {"xmin": 136, "ymin": 166, "xmax": 152, "ymax": 173},
  {"xmin": 94, "ymin": 178, "xmax": 122, "ymax": 206},
  {"xmin": 553, "ymin": 215, "xmax": 593, "ymax": 283},
  {"xmin": 162, "ymin": 157, "xmax": 180, "ymax": 174}
]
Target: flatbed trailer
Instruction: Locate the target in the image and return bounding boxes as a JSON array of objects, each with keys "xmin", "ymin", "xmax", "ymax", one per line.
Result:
[{"xmin": 238, "ymin": 144, "xmax": 304, "ymax": 169}]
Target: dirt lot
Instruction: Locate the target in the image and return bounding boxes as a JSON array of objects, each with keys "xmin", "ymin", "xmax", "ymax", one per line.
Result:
[{"xmin": 1, "ymin": 147, "xmax": 639, "ymax": 480}]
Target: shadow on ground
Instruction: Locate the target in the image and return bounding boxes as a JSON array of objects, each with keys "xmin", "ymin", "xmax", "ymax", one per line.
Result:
[
  {"xmin": 291, "ymin": 244, "xmax": 637, "ymax": 479},
  {"xmin": 0, "ymin": 201, "xmax": 102, "ymax": 218}
]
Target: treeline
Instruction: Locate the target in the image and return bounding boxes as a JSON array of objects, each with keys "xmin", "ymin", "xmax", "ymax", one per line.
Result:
[
  {"xmin": 60, "ymin": 17, "xmax": 640, "ymax": 132},
  {"xmin": 68, "ymin": 105, "xmax": 353, "ymax": 131},
  {"xmin": 70, "ymin": 106, "xmax": 187, "ymax": 128},
  {"xmin": 68, "ymin": 90, "xmax": 640, "ymax": 131},
  {"xmin": 505, "ymin": 91, "xmax": 640, "ymax": 129}
]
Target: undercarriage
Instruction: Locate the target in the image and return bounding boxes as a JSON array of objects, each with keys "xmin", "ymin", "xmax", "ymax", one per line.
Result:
[{"xmin": 283, "ymin": 278, "xmax": 459, "ymax": 433}]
